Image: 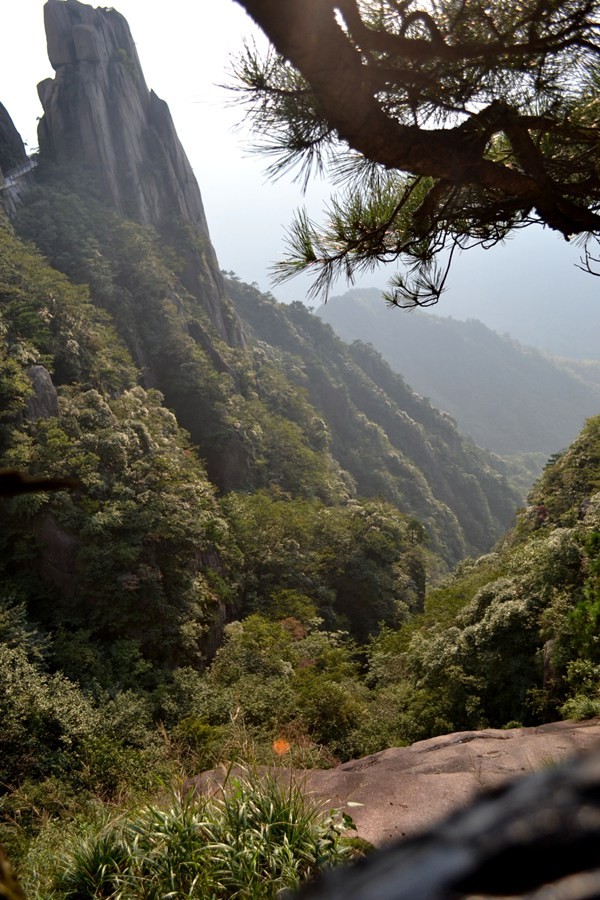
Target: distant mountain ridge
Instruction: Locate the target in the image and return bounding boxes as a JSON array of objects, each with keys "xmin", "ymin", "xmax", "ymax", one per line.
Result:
[{"xmin": 317, "ymin": 288, "xmax": 600, "ymax": 457}]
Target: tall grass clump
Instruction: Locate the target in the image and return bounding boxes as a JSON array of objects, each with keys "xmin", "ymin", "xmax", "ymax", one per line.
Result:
[{"xmin": 53, "ymin": 769, "xmax": 354, "ymax": 898}]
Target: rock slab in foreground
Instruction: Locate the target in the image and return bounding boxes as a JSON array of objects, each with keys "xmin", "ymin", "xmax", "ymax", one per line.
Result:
[
  {"xmin": 300, "ymin": 724, "xmax": 600, "ymax": 899},
  {"xmin": 303, "ymin": 719, "xmax": 600, "ymax": 846},
  {"xmin": 198, "ymin": 720, "xmax": 600, "ymax": 849}
]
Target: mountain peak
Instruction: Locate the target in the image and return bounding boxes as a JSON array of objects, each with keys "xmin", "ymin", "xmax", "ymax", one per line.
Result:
[
  {"xmin": 38, "ymin": 0, "xmax": 198, "ymax": 230},
  {"xmin": 37, "ymin": 0, "xmax": 244, "ymax": 346}
]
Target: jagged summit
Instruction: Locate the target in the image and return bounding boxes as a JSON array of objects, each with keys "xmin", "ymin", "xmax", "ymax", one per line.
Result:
[
  {"xmin": 37, "ymin": 0, "xmax": 244, "ymax": 346},
  {"xmin": 38, "ymin": 0, "xmax": 199, "ymax": 230}
]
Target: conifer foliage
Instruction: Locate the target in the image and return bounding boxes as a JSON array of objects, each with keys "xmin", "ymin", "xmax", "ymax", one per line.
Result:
[{"xmin": 232, "ymin": 0, "xmax": 600, "ymax": 304}]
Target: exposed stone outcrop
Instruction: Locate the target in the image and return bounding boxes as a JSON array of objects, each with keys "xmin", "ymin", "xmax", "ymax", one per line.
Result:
[
  {"xmin": 198, "ymin": 719, "xmax": 600, "ymax": 849},
  {"xmin": 298, "ymin": 727, "xmax": 600, "ymax": 900},
  {"xmin": 37, "ymin": 0, "xmax": 244, "ymax": 347},
  {"xmin": 0, "ymin": 102, "xmax": 32, "ymax": 217},
  {"xmin": 0, "ymin": 102, "xmax": 27, "ymax": 174},
  {"xmin": 197, "ymin": 721, "xmax": 600, "ymax": 899},
  {"xmin": 25, "ymin": 365, "xmax": 59, "ymax": 421}
]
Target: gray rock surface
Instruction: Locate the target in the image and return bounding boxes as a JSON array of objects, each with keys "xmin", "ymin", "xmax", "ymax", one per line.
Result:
[
  {"xmin": 302, "ymin": 720, "xmax": 600, "ymax": 847},
  {"xmin": 0, "ymin": 102, "xmax": 27, "ymax": 174},
  {"xmin": 197, "ymin": 720, "xmax": 600, "ymax": 851},
  {"xmin": 0, "ymin": 101, "xmax": 30, "ymax": 216},
  {"xmin": 25, "ymin": 365, "xmax": 59, "ymax": 421},
  {"xmin": 299, "ymin": 727, "xmax": 600, "ymax": 899},
  {"xmin": 38, "ymin": 0, "xmax": 243, "ymax": 347},
  {"xmin": 199, "ymin": 721, "xmax": 600, "ymax": 898}
]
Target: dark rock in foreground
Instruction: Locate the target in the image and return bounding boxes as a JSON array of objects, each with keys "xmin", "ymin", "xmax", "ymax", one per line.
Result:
[
  {"xmin": 300, "ymin": 724, "xmax": 600, "ymax": 899},
  {"xmin": 303, "ymin": 719, "xmax": 600, "ymax": 847}
]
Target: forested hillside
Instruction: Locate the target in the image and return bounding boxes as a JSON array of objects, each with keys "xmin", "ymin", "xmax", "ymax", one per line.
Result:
[
  {"xmin": 0, "ymin": 153, "xmax": 524, "ymax": 896},
  {"xmin": 0, "ymin": 144, "xmax": 524, "ymax": 705},
  {"xmin": 0, "ymin": 5, "xmax": 518, "ymax": 882},
  {"xmin": 4, "ymin": 199, "xmax": 600, "ymax": 887},
  {"xmin": 2, "ymin": 0, "xmax": 600, "ymax": 895},
  {"xmin": 228, "ymin": 277, "xmax": 519, "ymax": 561},
  {"xmin": 365, "ymin": 416, "xmax": 600, "ymax": 741}
]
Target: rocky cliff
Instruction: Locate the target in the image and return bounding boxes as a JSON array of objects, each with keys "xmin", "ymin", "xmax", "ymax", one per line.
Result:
[
  {"xmin": 37, "ymin": 0, "xmax": 243, "ymax": 347},
  {"xmin": 0, "ymin": 102, "xmax": 33, "ymax": 217},
  {"xmin": 0, "ymin": 102, "xmax": 27, "ymax": 174}
]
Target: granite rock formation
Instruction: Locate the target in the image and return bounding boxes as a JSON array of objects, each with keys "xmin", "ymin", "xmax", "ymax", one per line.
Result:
[
  {"xmin": 0, "ymin": 102, "xmax": 27, "ymax": 174},
  {"xmin": 37, "ymin": 0, "xmax": 243, "ymax": 347},
  {"xmin": 197, "ymin": 719, "xmax": 600, "ymax": 849},
  {"xmin": 0, "ymin": 102, "xmax": 33, "ymax": 217},
  {"xmin": 299, "ymin": 725, "xmax": 600, "ymax": 899},
  {"xmin": 25, "ymin": 365, "xmax": 59, "ymax": 421},
  {"xmin": 197, "ymin": 720, "xmax": 600, "ymax": 899}
]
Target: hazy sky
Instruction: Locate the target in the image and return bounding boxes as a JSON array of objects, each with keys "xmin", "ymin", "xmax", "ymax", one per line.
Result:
[
  {"xmin": 3, "ymin": 0, "xmax": 337, "ymax": 301},
  {"xmin": 2, "ymin": 0, "xmax": 599, "ymax": 354}
]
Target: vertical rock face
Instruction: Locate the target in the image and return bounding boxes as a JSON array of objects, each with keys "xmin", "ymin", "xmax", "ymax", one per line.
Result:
[
  {"xmin": 25, "ymin": 365, "xmax": 60, "ymax": 421},
  {"xmin": 38, "ymin": 0, "xmax": 244, "ymax": 347},
  {"xmin": 0, "ymin": 102, "xmax": 31, "ymax": 216},
  {"xmin": 0, "ymin": 102, "xmax": 27, "ymax": 174}
]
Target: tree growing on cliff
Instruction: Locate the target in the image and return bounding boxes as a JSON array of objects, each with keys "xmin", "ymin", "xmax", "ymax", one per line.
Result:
[{"xmin": 231, "ymin": 0, "xmax": 600, "ymax": 306}]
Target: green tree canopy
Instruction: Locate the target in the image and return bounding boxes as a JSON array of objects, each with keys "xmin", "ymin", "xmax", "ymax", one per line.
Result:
[{"xmin": 231, "ymin": 0, "xmax": 600, "ymax": 305}]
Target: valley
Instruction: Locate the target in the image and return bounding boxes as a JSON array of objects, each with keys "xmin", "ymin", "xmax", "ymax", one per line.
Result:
[{"xmin": 1, "ymin": 1, "xmax": 600, "ymax": 896}]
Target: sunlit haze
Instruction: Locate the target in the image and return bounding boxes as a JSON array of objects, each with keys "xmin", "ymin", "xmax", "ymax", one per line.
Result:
[{"xmin": 2, "ymin": 0, "xmax": 599, "ymax": 355}]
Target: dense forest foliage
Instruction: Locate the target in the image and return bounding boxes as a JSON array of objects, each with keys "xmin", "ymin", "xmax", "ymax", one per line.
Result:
[{"xmin": 2, "ymin": 160, "xmax": 600, "ymax": 896}]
